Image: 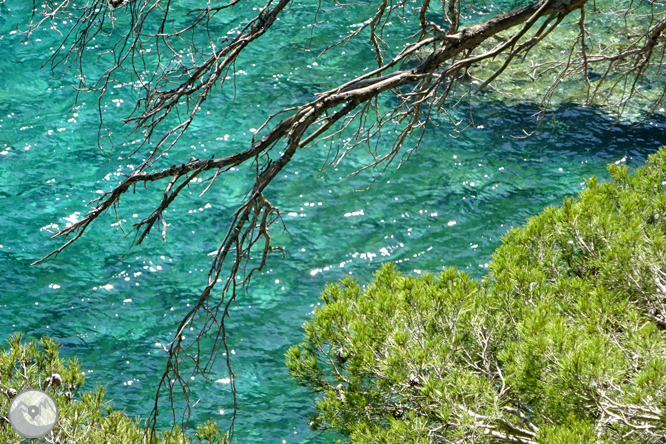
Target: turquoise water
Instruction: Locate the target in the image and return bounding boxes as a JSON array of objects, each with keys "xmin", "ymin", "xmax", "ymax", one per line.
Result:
[{"xmin": 1, "ymin": 1, "xmax": 665, "ymax": 443}]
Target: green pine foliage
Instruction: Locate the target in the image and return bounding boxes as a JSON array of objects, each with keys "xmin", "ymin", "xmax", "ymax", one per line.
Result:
[
  {"xmin": 0, "ymin": 334, "xmax": 226, "ymax": 444},
  {"xmin": 286, "ymin": 148, "xmax": 666, "ymax": 443}
]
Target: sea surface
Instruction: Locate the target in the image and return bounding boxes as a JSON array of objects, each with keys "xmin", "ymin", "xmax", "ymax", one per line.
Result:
[{"xmin": 0, "ymin": 1, "xmax": 665, "ymax": 443}]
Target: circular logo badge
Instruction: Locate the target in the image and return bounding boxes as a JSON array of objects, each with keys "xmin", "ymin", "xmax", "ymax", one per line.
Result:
[{"xmin": 8, "ymin": 389, "xmax": 58, "ymax": 438}]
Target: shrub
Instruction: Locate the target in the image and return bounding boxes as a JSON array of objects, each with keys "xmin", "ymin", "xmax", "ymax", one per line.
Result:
[
  {"xmin": 286, "ymin": 148, "xmax": 666, "ymax": 443},
  {"xmin": 0, "ymin": 333, "xmax": 225, "ymax": 444}
]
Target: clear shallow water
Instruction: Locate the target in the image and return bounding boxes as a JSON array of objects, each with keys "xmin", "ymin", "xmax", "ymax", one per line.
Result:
[{"xmin": 0, "ymin": 1, "xmax": 665, "ymax": 443}]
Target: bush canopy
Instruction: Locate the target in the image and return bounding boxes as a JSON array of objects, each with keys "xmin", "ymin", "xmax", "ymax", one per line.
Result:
[
  {"xmin": 287, "ymin": 148, "xmax": 666, "ymax": 443},
  {"xmin": 0, "ymin": 334, "xmax": 225, "ymax": 444}
]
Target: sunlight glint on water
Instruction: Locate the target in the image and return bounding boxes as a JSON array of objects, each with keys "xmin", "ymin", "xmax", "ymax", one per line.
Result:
[{"xmin": 0, "ymin": 1, "xmax": 665, "ymax": 443}]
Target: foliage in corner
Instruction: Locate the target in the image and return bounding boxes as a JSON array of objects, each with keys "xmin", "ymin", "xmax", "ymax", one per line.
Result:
[
  {"xmin": 0, "ymin": 334, "xmax": 227, "ymax": 444},
  {"xmin": 286, "ymin": 147, "xmax": 666, "ymax": 443}
]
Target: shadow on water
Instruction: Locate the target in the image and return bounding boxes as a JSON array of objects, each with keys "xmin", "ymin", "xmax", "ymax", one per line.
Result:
[
  {"xmin": 0, "ymin": 0, "xmax": 664, "ymax": 442},
  {"xmin": 1, "ymin": 48, "xmax": 665, "ymax": 444}
]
